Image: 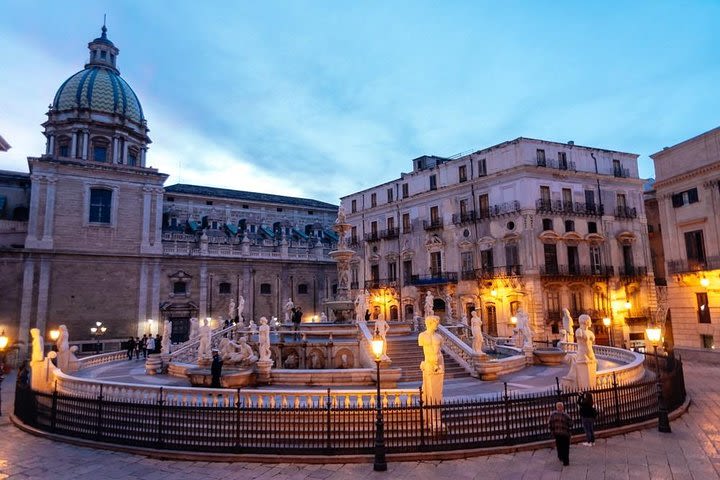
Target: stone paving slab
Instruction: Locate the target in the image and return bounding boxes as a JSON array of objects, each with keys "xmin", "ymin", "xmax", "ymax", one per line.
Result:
[{"xmin": 1, "ymin": 362, "xmax": 718, "ymax": 479}]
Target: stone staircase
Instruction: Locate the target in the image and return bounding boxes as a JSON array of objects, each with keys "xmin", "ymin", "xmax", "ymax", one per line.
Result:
[{"xmin": 385, "ymin": 334, "xmax": 469, "ymax": 382}]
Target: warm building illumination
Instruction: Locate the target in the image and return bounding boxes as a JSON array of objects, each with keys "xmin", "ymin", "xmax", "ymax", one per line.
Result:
[
  {"xmin": 371, "ymin": 328, "xmax": 384, "ymax": 361},
  {"xmin": 700, "ymin": 277, "xmax": 710, "ymax": 287},
  {"xmin": 603, "ymin": 317, "xmax": 611, "ymax": 328},
  {"xmin": 490, "ymin": 289, "xmax": 498, "ymax": 297},
  {"xmin": 90, "ymin": 327, "xmax": 97, "ymax": 334},
  {"xmin": 624, "ymin": 301, "xmax": 632, "ymax": 310},
  {"xmin": 510, "ymin": 316, "xmax": 517, "ymax": 325},
  {"xmin": 646, "ymin": 326, "xmax": 662, "ymax": 345},
  {"xmin": 0, "ymin": 330, "xmax": 8, "ymax": 350},
  {"xmin": 49, "ymin": 329, "xmax": 60, "ymax": 341}
]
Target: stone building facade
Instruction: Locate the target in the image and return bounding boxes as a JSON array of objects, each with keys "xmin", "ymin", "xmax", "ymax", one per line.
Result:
[
  {"xmin": 342, "ymin": 138, "xmax": 656, "ymax": 346},
  {"xmin": 650, "ymin": 127, "xmax": 720, "ymax": 350},
  {"xmin": 0, "ymin": 27, "xmax": 338, "ymax": 357}
]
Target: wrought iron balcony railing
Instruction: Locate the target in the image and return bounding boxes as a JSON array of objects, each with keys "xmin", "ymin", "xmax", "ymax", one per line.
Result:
[
  {"xmin": 535, "ymin": 199, "xmax": 604, "ymax": 217},
  {"xmin": 540, "ymin": 264, "xmax": 614, "ymax": 277},
  {"xmin": 364, "ymin": 278, "xmax": 399, "ymax": 290},
  {"xmin": 410, "ymin": 271, "xmax": 458, "ymax": 285},
  {"xmin": 618, "ymin": 265, "xmax": 648, "ymax": 277},
  {"xmin": 613, "ymin": 167, "xmax": 631, "ymax": 178},
  {"xmin": 379, "ymin": 227, "xmax": 399, "ymax": 240},
  {"xmin": 536, "ymin": 158, "xmax": 577, "ymax": 172},
  {"xmin": 363, "ymin": 232, "xmax": 380, "ymax": 242},
  {"xmin": 474, "ymin": 265, "xmax": 523, "ymax": 279},
  {"xmin": 615, "ymin": 206, "xmax": 638, "ymax": 219},
  {"xmin": 423, "ymin": 219, "xmax": 444, "ymax": 230},
  {"xmin": 452, "ymin": 211, "xmax": 477, "ymax": 225},
  {"xmin": 667, "ymin": 257, "xmax": 720, "ymax": 274}
]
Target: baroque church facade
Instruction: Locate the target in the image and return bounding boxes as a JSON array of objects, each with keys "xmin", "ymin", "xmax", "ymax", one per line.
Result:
[{"xmin": 0, "ymin": 27, "xmax": 338, "ymax": 357}]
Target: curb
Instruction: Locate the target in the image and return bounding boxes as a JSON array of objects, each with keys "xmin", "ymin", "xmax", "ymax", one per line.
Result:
[{"xmin": 10, "ymin": 397, "xmax": 690, "ymax": 464}]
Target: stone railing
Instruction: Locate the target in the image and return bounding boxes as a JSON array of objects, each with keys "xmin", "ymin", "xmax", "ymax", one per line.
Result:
[
  {"xmin": 356, "ymin": 320, "xmax": 379, "ymax": 368},
  {"xmin": 162, "ymin": 242, "xmax": 332, "ymax": 261},
  {"xmin": 437, "ymin": 324, "xmax": 479, "ymax": 375},
  {"xmin": 50, "ymin": 368, "xmax": 420, "ymax": 408},
  {"xmin": 74, "ymin": 350, "xmax": 129, "ymax": 371},
  {"xmin": 168, "ymin": 324, "xmax": 242, "ymax": 364},
  {"xmin": 560, "ymin": 342, "xmax": 646, "ymax": 388}
]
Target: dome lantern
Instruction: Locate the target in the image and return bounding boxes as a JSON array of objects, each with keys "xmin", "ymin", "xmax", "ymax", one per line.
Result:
[{"xmin": 86, "ymin": 24, "xmax": 120, "ymax": 74}]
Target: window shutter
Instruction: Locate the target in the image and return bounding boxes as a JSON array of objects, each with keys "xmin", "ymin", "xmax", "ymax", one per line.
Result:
[
  {"xmin": 671, "ymin": 194, "xmax": 683, "ymax": 208},
  {"xmin": 688, "ymin": 188, "xmax": 699, "ymax": 204}
]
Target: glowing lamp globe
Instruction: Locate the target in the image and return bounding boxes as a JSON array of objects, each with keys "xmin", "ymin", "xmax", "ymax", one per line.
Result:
[
  {"xmin": 646, "ymin": 327, "xmax": 662, "ymax": 345},
  {"xmin": 0, "ymin": 330, "xmax": 8, "ymax": 350},
  {"xmin": 603, "ymin": 317, "xmax": 611, "ymax": 328},
  {"xmin": 371, "ymin": 330, "xmax": 384, "ymax": 361}
]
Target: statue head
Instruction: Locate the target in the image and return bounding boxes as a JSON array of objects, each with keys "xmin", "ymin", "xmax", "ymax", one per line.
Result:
[
  {"xmin": 425, "ymin": 315, "xmax": 440, "ymax": 331},
  {"xmin": 260, "ymin": 316, "xmax": 268, "ymax": 325},
  {"xmin": 562, "ymin": 308, "xmax": 571, "ymax": 318},
  {"xmin": 579, "ymin": 314, "xmax": 591, "ymax": 327},
  {"xmin": 239, "ymin": 336, "xmax": 248, "ymax": 344},
  {"xmin": 31, "ymin": 327, "xmax": 40, "ymax": 339},
  {"xmin": 471, "ymin": 310, "xmax": 478, "ymax": 318}
]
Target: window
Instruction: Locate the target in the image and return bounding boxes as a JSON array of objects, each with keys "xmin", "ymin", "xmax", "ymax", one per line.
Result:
[
  {"xmin": 562, "ymin": 188, "xmax": 572, "ymax": 211},
  {"xmin": 127, "ymin": 151, "xmax": 137, "ymax": 166},
  {"xmin": 570, "ymin": 289, "xmax": 583, "ymax": 312},
  {"xmin": 685, "ymin": 230, "xmax": 706, "ymax": 268},
  {"xmin": 701, "ymin": 334, "xmax": 714, "ymax": 349},
  {"xmin": 590, "ymin": 246, "xmax": 602, "ymax": 274},
  {"xmin": 536, "ymin": 149, "xmax": 546, "ymax": 166},
  {"xmin": 386, "ymin": 216, "xmax": 395, "ymax": 230},
  {"xmin": 544, "ymin": 244, "xmax": 558, "ymax": 274},
  {"xmin": 371, "ymin": 221, "xmax": 378, "ymax": 236},
  {"xmin": 430, "ymin": 251, "xmax": 442, "ymax": 275},
  {"xmin": 242, "ymin": 204, "xmax": 249, "ymax": 209},
  {"xmin": 542, "ymin": 218, "xmax": 553, "ymax": 231},
  {"xmin": 505, "ymin": 243, "xmax": 519, "ymax": 271},
  {"xmin": 540, "ymin": 186, "xmax": 551, "ymax": 202},
  {"xmin": 370, "ymin": 264, "xmax": 380, "ymax": 282},
  {"xmin": 59, "ymin": 144, "xmax": 69, "ymax": 157},
  {"xmin": 430, "ymin": 206, "xmax": 440, "ymax": 223},
  {"xmin": 479, "ymin": 194, "xmax": 490, "ymax": 218},
  {"xmin": 402, "ymin": 213, "xmax": 411, "ymax": 233},
  {"xmin": 100, "ymin": 50, "xmax": 107, "ymax": 59},
  {"xmin": 276, "ymin": 208, "xmax": 283, "ymax": 212},
  {"xmin": 588, "ymin": 221, "xmax": 597, "ymax": 234},
  {"xmin": 622, "ymin": 245, "xmax": 634, "ymax": 274},
  {"xmin": 458, "ymin": 165, "xmax": 467, "ymax": 183},
  {"xmin": 403, "ymin": 260, "xmax": 413, "ymax": 285},
  {"xmin": 593, "ymin": 289, "xmax": 607, "ymax": 313},
  {"xmin": 617, "ymin": 193, "xmax": 627, "ymax": 209},
  {"xmin": 371, "ymin": 193, "xmax": 377, "ymax": 208},
  {"xmin": 564, "ymin": 220, "xmax": 575, "ymax": 232},
  {"xmin": 672, "ymin": 188, "xmax": 699, "ymax": 208},
  {"xmin": 613, "ymin": 159, "xmax": 623, "ymax": 177},
  {"xmin": 260, "ymin": 283, "xmax": 272, "ymax": 295},
  {"xmin": 459, "ymin": 199, "xmax": 468, "ymax": 216},
  {"xmin": 461, "ymin": 251, "xmax": 474, "ymax": 273},
  {"xmin": 351, "ymin": 199, "xmax": 357, "ymax": 213},
  {"xmin": 480, "ymin": 249, "xmax": 494, "ymax": 271},
  {"xmin": 93, "ymin": 145, "xmax": 107, "ymax": 162},
  {"xmin": 478, "ymin": 158, "xmax": 487, "ymax": 177},
  {"xmin": 387, "ymin": 261, "xmax": 397, "ymax": 282},
  {"xmin": 308, "ymin": 210, "xmax": 314, "ymax": 215},
  {"xmin": 219, "ymin": 282, "xmax": 231, "ymax": 294},
  {"xmin": 298, "ymin": 284, "xmax": 309, "ymax": 295},
  {"xmin": 697, "ymin": 292, "xmax": 711, "ymax": 324},
  {"xmin": 584, "ymin": 190, "xmax": 595, "ymax": 207},
  {"xmin": 567, "ymin": 246, "xmax": 579, "ymax": 274},
  {"xmin": 89, "ymin": 188, "xmax": 112, "ymax": 223},
  {"xmin": 429, "ymin": 175, "xmax": 437, "ymax": 191},
  {"xmin": 558, "ymin": 152, "xmax": 568, "ymax": 170},
  {"xmin": 351, "ymin": 226, "xmax": 357, "ymax": 243},
  {"xmin": 387, "ymin": 188, "xmax": 393, "ymax": 203},
  {"xmin": 206, "ymin": 201, "xmax": 213, "ymax": 206},
  {"xmin": 402, "ymin": 183, "xmax": 409, "ymax": 198},
  {"xmin": 173, "ymin": 282, "xmax": 187, "ymax": 295}
]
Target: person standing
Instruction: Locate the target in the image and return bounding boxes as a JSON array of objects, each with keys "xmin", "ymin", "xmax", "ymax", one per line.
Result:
[
  {"xmin": 292, "ymin": 306, "xmax": 302, "ymax": 338},
  {"xmin": 210, "ymin": 350, "xmax": 223, "ymax": 388},
  {"xmin": 134, "ymin": 337, "xmax": 141, "ymax": 360},
  {"xmin": 140, "ymin": 334, "xmax": 148, "ymax": 359},
  {"xmin": 548, "ymin": 401, "xmax": 572, "ymax": 466},
  {"xmin": 126, "ymin": 336, "xmax": 136, "ymax": 360},
  {"xmin": 145, "ymin": 335, "xmax": 156, "ymax": 357},
  {"xmin": 578, "ymin": 392, "xmax": 597, "ymax": 446}
]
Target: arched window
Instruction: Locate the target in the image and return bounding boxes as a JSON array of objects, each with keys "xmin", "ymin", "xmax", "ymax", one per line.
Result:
[
  {"xmin": 89, "ymin": 188, "xmax": 112, "ymax": 223},
  {"xmin": 260, "ymin": 283, "xmax": 271, "ymax": 295},
  {"xmin": 92, "ymin": 138, "xmax": 110, "ymax": 162},
  {"xmin": 127, "ymin": 147, "xmax": 139, "ymax": 166},
  {"xmin": 542, "ymin": 218, "xmax": 553, "ymax": 231}
]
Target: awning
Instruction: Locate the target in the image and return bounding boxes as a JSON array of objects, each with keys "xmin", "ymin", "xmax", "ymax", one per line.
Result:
[
  {"xmin": 225, "ymin": 223, "xmax": 238, "ymax": 235},
  {"xmin": 259, "ymin": 225, "xmax": 275, "ymax": 238},
  {"xmin": 292, "ymin": 227, "xmax": 309, "ymax": 240},
  {"xmin": 324, "ymin": 229, "xmax": 339, "ymax": 242},
  {"xmin": 187, "ymin": 220, "xmax": 199, "ymax": 231}
]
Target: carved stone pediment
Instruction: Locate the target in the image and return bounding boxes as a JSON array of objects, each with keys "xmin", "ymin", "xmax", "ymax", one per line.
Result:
[
  {"xmin": 385, "ymin": 251, "xmax": 399, "ymax": 262},
  {"xmin": 368, "ymin": 252, "xmax": 381, "ymax": 263},
  {"xmin": 585, "ymin": 233, "xmax": 605, "ymax": 244},
  {"xmin": 425, "ymin": 234, "xmax": 445, "ymax": 252},
  {"xmin": 169, "ymin": 270, "xmax": 193, "ymax": 280},
  {"xmin": 538, "ymin": 231, "xmax": 560, "ymax": 244},
  {"xmin": 457, "ymin": 238, "xmax": 475, "ymax": 250},
  {"xmin": 616, "ymin": 231, "xmax": 637, "ymax": 245},
  {"xmin": 562, "ymin": 232, "xmax": 583, "ymax": 245},
  {"xmin": 478, "ymin": 236, "xmax": 495, "ymax": 251},
  {"xmin": 401, "ymin": 248, "xmax": 415, "ymax": 260}
]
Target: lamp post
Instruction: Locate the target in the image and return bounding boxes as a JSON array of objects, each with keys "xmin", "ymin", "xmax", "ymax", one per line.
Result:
[
  {"xmin": 90, "ymin": 322, "xmax": 107, "ymax": 355},
  {"xmin": 603, "ymin": 317, "xmax": 613, "ymax": 347},
  {"xmin": 0, "ymin": 330, "xmax": 9, "ymax": 416},
  {"xmin": 371, "ymin": 327, "xmax": 387, "ymax": 471},
  {"xmin": 646, "ymin": 326, "xmax": 671, "ymax": 433}
]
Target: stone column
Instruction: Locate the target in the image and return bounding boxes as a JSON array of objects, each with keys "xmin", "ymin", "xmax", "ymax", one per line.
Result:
[
  {"xmin": 82, "ymin": 131, "xmax": 89, "ymax": 160},
  {"xmin": 47, "ymin": 134, "xmax": 54, "ymax": 155},
  {"xmin": 152, "ymin": 188, "xmax": 164, "ymax": 249},
  {"xmin": 151, "ymin": 260, "xmax": 161, "ymax": 324},
  {"xmin": 141, "ymin": 147, "xmax": 147, "ymax": 167},
  {"xmin": 35, "ymin": 256, "xmax": 51, "ymax": 335},
  {"xmin": 40, "ymin": 177, "xmax": 57, "ymax": 246},
  {"xmin": 112, "ymin": 136, "xmax": 119, "ymax": 164},
  {"xmin": 122, "ymin": 137, "xmax": 129, "ymax": 164},
  {"xmin": 27, "ymin": 175, "xmax": 43, "ymax": 243},
  {"xmin": 137, "ymin": 260, "xmax": 149, "ymax": 336},
  {"xmin": 140, "ymin": 186, "xmax": 152, "ymax": 251},
  {"xmin": 199, "ymin": 264, "xmax": 208, "ymax": 319},
  {"xmin": 71, "ymin": 131, "xmax": 78, "ymax": 158},
  {"xmin": 18, "ymin": 258, "xmax": 36, "ymax": 360}
]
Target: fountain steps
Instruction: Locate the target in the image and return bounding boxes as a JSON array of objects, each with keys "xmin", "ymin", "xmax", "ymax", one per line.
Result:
[{"xmin": 386, "ymin": 338, "xmax": 469, "ymax": 382}]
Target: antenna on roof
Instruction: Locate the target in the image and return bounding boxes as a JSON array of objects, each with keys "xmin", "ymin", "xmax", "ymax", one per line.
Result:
[{"xmin": 103, "ymin": 13, "xmax": 106, "ymax": 28}]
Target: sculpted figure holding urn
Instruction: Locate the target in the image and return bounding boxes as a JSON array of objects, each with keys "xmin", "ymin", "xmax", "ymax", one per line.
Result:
[
  {"xmin": 418, "ymin": 315, "xmax": 444, "ymax": 405},
  {"xmin": 470, "ymin": 310, "xmax": 483, "ymax": 353}
]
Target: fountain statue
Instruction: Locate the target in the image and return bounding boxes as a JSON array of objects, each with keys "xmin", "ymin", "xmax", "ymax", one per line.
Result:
[
  {"xmin": 324, "ymin": 205, "xmax": 356, "ymax": 322},
  {"xmin": 561, "ymin": 308, "xmax": 574, "ymax": 343},
  {"xmin": 419, "ymin": 315, "xmax": 444, "ymax": 406}
]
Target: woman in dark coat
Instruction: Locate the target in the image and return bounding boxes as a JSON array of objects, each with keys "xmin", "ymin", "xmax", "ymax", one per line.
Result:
[{"xmin": 577, "ymin": 391, "xmax": 597, "ymax": 446}]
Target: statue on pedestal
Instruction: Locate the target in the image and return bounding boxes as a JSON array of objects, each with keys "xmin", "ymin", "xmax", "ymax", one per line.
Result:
[
  {"xmin": 237, "ymin": 295, "xmax": 245, "ymax": 324},
  {"xmin": 564, "ymin": 314, "xmax": 597, "ymax": 389},
  {"xmin": 258, "ymin": 316, "xmax": 272, "ymax": 362},
  {"xmin": 424, "ymin": 291, "xmax": 434, "ymax": 317},
  {"xmin": 161, "ymin": 320, "xmax": 172, "ymax": 354},
  {"xmin": 197, "ymin": 318, "xmax": 212, "ymax": 361},
  {"xmin": 516, "ymin": 307, "xmax": 533, "ymax": 349},
  {"xmin": 418, "ymin": 315, "xmax": 444, "ymax": 406},
  {"xmin": 561, "ymin": 308, "xmax": 574, "ymax": 343},
  {"xmin": 31, "ymin": 328, "xmax": 44, "ymax": 363},
  {"xmin": 470, "ymin": 310, "xmax": 483, "ymax": 353},
  {"xmin": 229, "ymin": 299, "xmax": 236, "ymax": 322},
  {"xmin": 284, "ymin": 298, "xmax": 295, "ymax": 324}
]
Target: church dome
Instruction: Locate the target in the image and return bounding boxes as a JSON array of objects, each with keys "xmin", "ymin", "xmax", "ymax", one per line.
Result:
[
  {"xmin": 53, "ymin": 67, "xmax": 144, "ymax": 123},
  {"xmin": 51, "ymin": 25, "xmax": 145, "ymax": 124}
]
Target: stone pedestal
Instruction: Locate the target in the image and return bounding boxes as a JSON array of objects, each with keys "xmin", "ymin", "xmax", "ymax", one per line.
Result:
[
  {"xmin": 523, "ymin": 345, "xmax": 535, "ymax": 365},
  {"xmin": 145, "ymin": 353, "xmax": 163, "ymax": 375},
  {"xmin": 421, "ymin": 370, "xmax": 444, "ymax": 406},
  {"xmin": 256, "ymin": 359, "xmax": 273, "ymax": 384},
  {"xmin": 30, "ymin": 359, "xmax": 48, "ymax": 391},
  {"xmin": 575, "ymin": 359, "xmax": 597, "ymax": 389},
  {"xmin": 197, "ymin": 357, "xmax": 212, "ymax": 368}
]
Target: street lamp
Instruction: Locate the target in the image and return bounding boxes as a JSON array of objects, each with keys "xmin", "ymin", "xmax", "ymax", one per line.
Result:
[
  {"xmin": 90, "ymin": 322, "xmax": 107, "ymax": 355},
  {"xmin": 0, "ymin": 330, "xmax": 9, "ymax": 416},
  {"xmin": 49, "ymin": 329, "xmax": 60, "ymax": 342},
  {"xmin": 646, "ymin": 326, "xmax": 671, "ymax": 433},
  {"xmin": 603, "ymin": 317, "xmax": 613, "ymax": 347},
  {"xmin": 371, "ymin": 327, "xmax": 387, "ymax": 472}
]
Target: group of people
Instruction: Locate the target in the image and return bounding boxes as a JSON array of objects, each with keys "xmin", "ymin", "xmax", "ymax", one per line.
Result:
[
  {"xmin": 548, "ymin": 392, "xmax": 598, "ymax": 466},
  {"xmin": 125, "ymin": 334, "xmax": 162, "ymax": 360}
]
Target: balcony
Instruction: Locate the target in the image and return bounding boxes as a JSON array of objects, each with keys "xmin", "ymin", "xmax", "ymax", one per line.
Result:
[
  {"xmin": 535, "ymin": 199, "xmax": 604, "ymax": 217},
  {"xmin": 364, "ymin": 278, "xmax": 399, "ymax": 290},
  {"xmin": 615, "ymin": 206, "xmax": 638, "ymax": 219},
  {"xmin": 423, "ymin": 218, "xmax": 444, "ymax": 231},
  {"xmin": 461, "ymin": 270, "xmax": 476, "ymax": 281},
  {"xmin": 410, "ymin": 271, "xmax": 458, "ymax": 286},
  {"xmin": 618, "ymin": 265, "xmax": 648, "ymax": 278},
  {"xmin": 350, "ymin": 282, "xmax": 359, "ymax": 290},
  {"xmin": 364, "ymin": 231, "xmax": 380, "ymax": 242},
  {"xmin": 613, "ymin": 167, "xmax": 631, "ymax": 178},
  {"xmin": 452, "ymin": 211, "xmax": 476, "ymax": 225},
  {"xmin": 540, "ymin": 264, "xmax": 614, "ymax": 278},
  {"xmin": 536, "ymin": 158, "xmax": 577, "ymax": 172},
  {"xmin": 379, "ymin": 227, "xmax": 400, "ymax": 240},
  {"xmin": 475, "ymin": 265, "xmax": 523, "ymax": 279},
  {"xmin": 667, "ymin": 257, "xmax": 720, "ymax": 274},
  {"xmin": 348, "ymin": 236, "xmax": 360, "ymax": 248}
]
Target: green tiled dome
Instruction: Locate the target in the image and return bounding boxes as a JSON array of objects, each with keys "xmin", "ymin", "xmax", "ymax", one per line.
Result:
[{"xmin": 53, "ymin": 66, "xmax": 144, "ymax": 123}]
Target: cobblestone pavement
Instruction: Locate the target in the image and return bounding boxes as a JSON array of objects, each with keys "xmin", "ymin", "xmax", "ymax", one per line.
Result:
[{"xmin": 1, "ymin": 361, "xmax": 718, "ymax": 480}]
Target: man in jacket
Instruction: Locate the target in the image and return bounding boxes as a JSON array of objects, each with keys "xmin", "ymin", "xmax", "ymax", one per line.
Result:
[{"xmin": 548, "ymin": 401, "xmax": 572, "ymax": 466}]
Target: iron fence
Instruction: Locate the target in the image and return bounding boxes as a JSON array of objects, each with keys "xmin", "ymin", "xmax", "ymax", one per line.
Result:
[{"xmin": 14, "ymin": 356, "xmax": 685, "ymax": 456}]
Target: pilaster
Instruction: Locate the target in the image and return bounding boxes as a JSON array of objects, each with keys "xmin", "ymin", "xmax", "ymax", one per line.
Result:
[{"xmin": 18, "ymin": 257, "xmax": 36, "ymax": 360}]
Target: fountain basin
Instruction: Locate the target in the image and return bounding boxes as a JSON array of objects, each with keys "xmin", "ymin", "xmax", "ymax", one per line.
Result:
[
  {"xmin": 533, "ymin": 348, "xmax": 568, "ymax": 366},
  {"xmin": 186, "ymin": 367, "xmax": 255, "ymax": 388}
]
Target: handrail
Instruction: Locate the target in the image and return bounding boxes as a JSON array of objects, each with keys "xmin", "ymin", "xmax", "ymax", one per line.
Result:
[
  {"xmin": 437, "ymin": 324, "xmax": 481, "ymax": 376},
  {"xmin": 356, "ymin": 320, "xmax": 378, "ymax": 368},
  {"xmin": 559, "ymin": 342, "xmax": 646, "ymax": 387},
  {"xmin": 74, "ymin": 350, "xmax": 129, "ymax": 371},
  {"xmin": 168, "ymin": 323, "xmax": 242, "ymax": 363}
]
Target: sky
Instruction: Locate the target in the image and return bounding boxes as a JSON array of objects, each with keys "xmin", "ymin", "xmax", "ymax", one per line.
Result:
[{"xmin": 1, "ymin": 1, "xmax": 718, "ymax": 205}]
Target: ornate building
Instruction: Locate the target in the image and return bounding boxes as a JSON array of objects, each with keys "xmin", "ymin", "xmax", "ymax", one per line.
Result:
[
  {"xmin": 0, "ymin": 27, "xmax": 338, "ymax": 357},
  {"xmin": 649, "ymin": 127, "xmax": 720, "ymax": 351},
  {"xmin": 342, "ymin": 138, "xmax": 655, "ymax": 346}
]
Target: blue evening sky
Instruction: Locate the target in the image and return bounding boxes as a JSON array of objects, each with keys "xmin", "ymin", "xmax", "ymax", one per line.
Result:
[{"xmin": 1, "ymin": 1, "xmax": 718, "ymax": 204}]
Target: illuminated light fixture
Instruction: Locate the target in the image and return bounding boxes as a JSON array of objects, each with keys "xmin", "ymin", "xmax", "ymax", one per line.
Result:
[
  {"xmin": 700, "ymin": 277, "xmax": 709, "ymax": 287},
  {"xmin": 510, "ymin": 316, "xmax": 517, "ymax": 325},
  {"xmin": 49, "ymin": 329, "xmax": 60, "ymax": 341},
  {"xmin": 646, "ymin": 326, "xmax": 661, "ymax": 345},
  {"xmin": 624, "ymin": 301, "xmax": 632, "ymax": 310},
  {"xmin": 371, "ymin": 328, "xmax": 384, "ymax": 361},
  {"xmin": 490, "ymin": 289, "xmax": 498, "ymax": 297},
  {"xmin": 603, "ymin": 317, "xmax": 611, "ymax": 328},
  {"xmin": 0, "ymin": 330, "xmax": 8, "ymax": 350}
]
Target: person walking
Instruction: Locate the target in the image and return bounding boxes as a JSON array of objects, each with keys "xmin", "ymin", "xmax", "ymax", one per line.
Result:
[
  {"xmin": 134, "ymin": 337, "xmax": 141, "ymax": 360},
  {"xmin": 578, "ymin": 392, "xmax": 597, "ymax": 446},
  {"xmin": 548, "ymin": 401, "xmax": 573, "ymax": 466},
  {"xmin": 140, "ymin": 334, "xmax": 148, "ymax": 359},
  {"xmin": 126, "ymin": 336, "xmax": 136, "ymax": 360}
]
